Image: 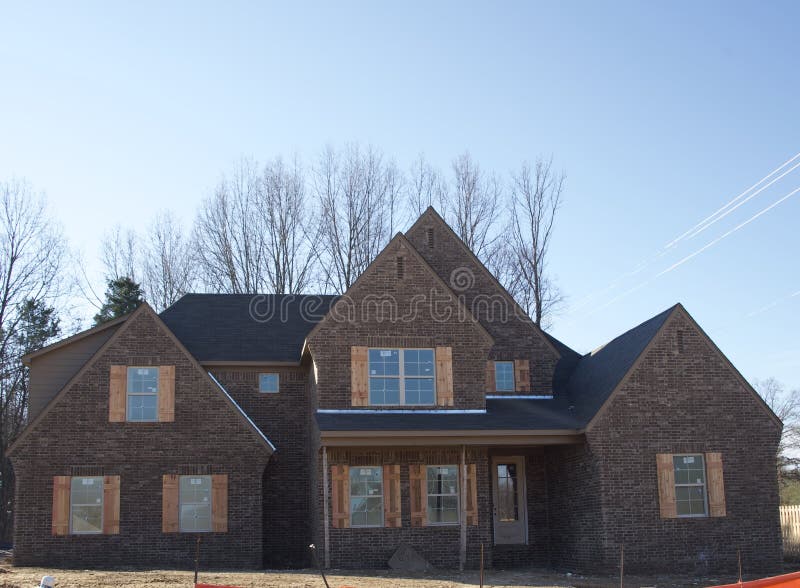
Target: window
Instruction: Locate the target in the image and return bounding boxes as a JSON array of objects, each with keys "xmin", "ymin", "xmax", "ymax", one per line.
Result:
[
  {"xmin": 494, "ymin": 361, "xmax": 515, "ymax": 392},
  {"xmin": 127, "ymin": 367, "xmax": 159, "ymax": 422},
  {"xmin": 70, "ymin": 477, "xmax": 103, "ymax": 534},
  {"xmin": 259, "ymin": 373, "xmax": 279, "ymax": 394},
  {"xmin": 674, "ymin": 454, "xmax": 708, "ymax": 517},
  {"xmin": 179, "ymin": 475, "xmax": 212, "ymax": 532},
  {"xmin": 426, "ymin": 465, "xmax": 459, "ymax": 525},
  {"xmin": 368, "ymin": 349, "xmax": 435, "ymax": 405},
  {"xmin": 349, "ymin": 467, "xmax": 383, "ymax": 527}
]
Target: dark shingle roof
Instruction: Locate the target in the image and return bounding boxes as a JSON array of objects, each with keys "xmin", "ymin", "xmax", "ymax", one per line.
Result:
[
  {"xmin": 564, "ymin": 304, "xmax": 677, "ymax": 424},
  {"xmin": 316, "ymin": 397, "xmax": 582, "ymax": 431},
  {"xmin": 160, "ymin": 294, "xmax": 338, "ymax": 362}
]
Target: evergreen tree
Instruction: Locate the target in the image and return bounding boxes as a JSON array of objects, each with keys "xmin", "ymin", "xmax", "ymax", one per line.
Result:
[{"xmin": 93, "ymin": 276, "xmax": 144, "ymax": 325}]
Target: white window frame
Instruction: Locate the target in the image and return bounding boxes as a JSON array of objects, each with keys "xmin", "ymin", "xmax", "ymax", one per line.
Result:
[
  {"xmin": 179, "ymin": 475, "xmax": 212, "ymax": 533},
  {"xmin": 349, "ymin": 466, "xmax": 384, "ymax": 528},
  {"xmin": 126, "ymin": 366, "xmax": 159, "ymax": 422},
  {"xmin": 368, "ymin": 348, "xmax": 436, "ymax": 406},
  {"xmin": 673, "ymin": 453, "xmax": 709, "ymax": 518},
  {"xmin": 426, "ymin": 464, "xmax": 460, "ymax": 526},
  {"xmin": 259, "ymin": 373, "xmax": 280, "ymax": 394},
  {"xmin": 70, "ymin": 476, "xmax": 104, "ymax": 535},
  {"xmin": 494, "ymin": 361, "xmax": 515, "ymax": 392}
]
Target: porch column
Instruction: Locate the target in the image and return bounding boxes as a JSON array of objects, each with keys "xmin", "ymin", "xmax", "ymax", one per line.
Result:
[
  {"xmin": 460, "ymin": 444, "xmax": 467, "ymax": 571},
  {"xmin": 322, "ymin": 445, "xmax": 330, "ymax": 569}
]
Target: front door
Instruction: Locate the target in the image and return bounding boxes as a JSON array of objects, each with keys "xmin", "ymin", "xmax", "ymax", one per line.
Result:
[{"xmin": 491, "ymin": 456, "xmax": 527, "ymax": 545}]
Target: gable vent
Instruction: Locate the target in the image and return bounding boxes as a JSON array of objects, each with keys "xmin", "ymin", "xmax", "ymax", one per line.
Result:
[
  {"xmin": 677, "ymin": 330, "xmax": 685, "ymax": 354},
  {"xmin": 396, "ymin": 256, "xmax": 405, "ymax": 280},
  {"xmin": 426, "ymin": 227, "xmax": 434, "ymax": 249}
]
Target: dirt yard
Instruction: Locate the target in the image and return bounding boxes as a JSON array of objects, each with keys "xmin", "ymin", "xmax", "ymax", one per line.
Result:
[{"xmin": 0, "ymin": 566, "xmax": 757, "ymax": 588}]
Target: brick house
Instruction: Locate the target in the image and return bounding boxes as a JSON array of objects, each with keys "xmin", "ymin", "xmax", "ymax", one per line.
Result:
[{"xmin": 8, "ymin": 207, "xmax": 783, "ymax": 573}]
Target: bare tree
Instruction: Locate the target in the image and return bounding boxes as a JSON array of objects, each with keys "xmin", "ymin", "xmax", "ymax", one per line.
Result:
[
  {"xmin": 755, "ymin": 378, "xmax": 799, "ymax": 484},
  {"xmin": 443, "ymin": 152, "xmax": 502, "ymax": 261},
  {"xmin": 101, "ymin": 225, "xmax": 139, "ymax": 282},
  {"xmin": 407, "ymin": 154, "xmax": 445, "ymax": 216},
  {"xmin": 313, "ymin": 144, "xmax": 404, "ymax": 293},
  {"xmin": 260, "ymin": 157, "xmax": 317, "ymax": 294},
  {"xmin": 193, "ymin": 159, "xmax": 270, "ymax": 294},
  {"xmin": 0, "ymin": 179, "xmax": 66, "ymax": 540},
  {"xmin": 507, "ymin": 157, "xmax": 565, "ymax": 328},
  {"xmin": 142, "ymin": 212, "xmax": 196, "ymax": 311}
]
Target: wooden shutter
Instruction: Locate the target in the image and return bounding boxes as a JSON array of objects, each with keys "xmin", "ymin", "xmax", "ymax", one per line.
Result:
[
  {"xmin": 383, "ymin": 465, "xmax": 401, "ymax": 528},
  {"xmin": 102, "ymin": 475, "xmax": 120, "ymax": 534},
  {"xmin": 706, "ymin": 452, "xmax": 726, "ymax": 517},
  {"xmin": 109, "ymin": 365, "xmax": 127, "ymax": 422},
  {"xmin": 409, "ymin": 464, "xmax": 427, "ymax": 527},
  {"xmin": 514, "ymin": 359, "xmax": 531, "ymax": 393},
  {"xmin": 465, "ymin": 464, "xmax": 478, "ymax": 526},
  {"xmin": 435, "ymin": 347, "xmax": 454, "ymax": 406},
  {"xmin": 331, "ymin": 465, "xmax": 350, "ymax": 529},
  {"xmin": 158, "ymin": 365, "xmax": 175, "ymax": 422},
  {"xmin": 485, "ymin": 361, "xmax": 496, "ymax": 393},
  {"xmin": 656, "ymin": 454, "xmax": 677, "ymax": 518},
  {"xmin": 162, "ymin": 474, "xmax": 179, "ymax": 533},
  {"xmin": 351, "ymin": 347, "xmax": 369, "ymax": 407},
  {"xmin": 211, "ymin": 474, "xmax": 228, "ymax": 532},
  {"xmin": 52, "ymin": 476, "xmax": 70, "ymax": 536}
]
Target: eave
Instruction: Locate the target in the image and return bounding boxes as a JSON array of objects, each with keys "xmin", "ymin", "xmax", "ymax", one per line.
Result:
[{"xmin": 320, "ymin": 428, "xmax": 584, "ymax": 447}]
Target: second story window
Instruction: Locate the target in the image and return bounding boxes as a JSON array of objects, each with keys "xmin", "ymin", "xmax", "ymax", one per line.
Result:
[
  {"xmin": 127, "ymin": 367, "xmax": 159, "ymax": 422},
  {"xmin": 494, "ymin": 361, "xmax": 515, "ymax": 392},
  {"xmin": 259, "ymin": 373, "xmax": 279, "ymax": 393},
  {"xmin": 368, "ymin": 348, "xmax": 435, "ymax": 406}
]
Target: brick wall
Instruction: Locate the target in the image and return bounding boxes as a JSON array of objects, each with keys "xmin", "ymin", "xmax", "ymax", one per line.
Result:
[
  {"xmin": 320, "ymin": 447, "xmax": 492, "ymax": 569},
  {"xmin": 308, "ymin": 238, "xmax": 492, "ymax": 410},
  {"xmin": 210, "ymin": 366, "xmax": 313, "ymax": 567},
  {"xmin": 586, "ymin": 311, "xmax": 783, "ymax": 574},
  {"xmin": 10, "ymin": 308, "xmax": 270, "ymax": 568},
  {"xmin": 405, "ymin": 213, "xmax": 560, "ymax": 395}
]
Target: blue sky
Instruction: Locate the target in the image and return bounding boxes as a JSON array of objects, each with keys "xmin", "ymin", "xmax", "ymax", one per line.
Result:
[{"xmin": 1, "ymin": 1, "xmax": 798, "ymax": 390}]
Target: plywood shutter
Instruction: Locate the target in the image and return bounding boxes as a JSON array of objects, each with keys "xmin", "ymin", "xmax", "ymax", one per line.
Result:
[
  {"xmin": 103, "ymin": 475, "xmax": 120, "ymax": 534},
  {"xmin": 514, "ymin": 359, "xmax": 531, "ymax": 393},
  {"xmin": 331, "ymin": 465, "xmax": 350, "ymax": 529},
  {"xmin": 52, "ymin": 476, "xmax": 70, "ymax": 536},
  {"xmin": 706, "ymin": 452, "xmax": 726, "ymax": 517},
  {"xmin": 465, "ymin": 463, "xmax": 478, "ymax": 526},
  {"xmin": 656, "ymin": 454, "xmax": 677, "ymax": 518},
  {"xmin": 435, "ymin": 347, "xmax": 454, "ymax": 406},
  {"xmin": 109, "ymin": 365, "xmax": 127, "ymax": 422},
  {"xmin": 485, "ymin": 361, "xmax": 496, "ymax": 393},
  {"xmin": 351, "ymin": 347, "xmax": 369, "ymax": 407},
  {"xmin": 409, "ymin": 464, "xmax": 427, "ymax": 527},
  {"xmin": 162, "ymin": 474, "xmax": 179, "ymax": 533},
  {"xmin": 211, "ymin": 474, "xmax": 228, "ymax": 532},
  {"xmin": 158, "ymin": 365, "xmax": 175, "ymax": 422},
  {"xmin": 383, "ymin": 465, "xmax": 401, "ymax": 528}
]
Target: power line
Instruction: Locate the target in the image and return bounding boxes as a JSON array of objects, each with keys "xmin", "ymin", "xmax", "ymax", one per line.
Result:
[
  {"xmin": 655, "ymin": 185, "xmax": 800, "ymax": 278},
  {"xmin": 569, "ymin": 152, "xmax": 800, "ymax": 312}
]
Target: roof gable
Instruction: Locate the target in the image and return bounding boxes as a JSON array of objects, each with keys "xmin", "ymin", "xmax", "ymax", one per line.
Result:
[
  {"xmin": 306, "ymin": 231, "xmax": 493, "ymax": 346},
  {"xmin": 405, "ymin": 207, "xmax": 561, "ymax": 358},
  {"xmin": 8, "ymin": 303, "xmax": 275, "ymax": 456}
]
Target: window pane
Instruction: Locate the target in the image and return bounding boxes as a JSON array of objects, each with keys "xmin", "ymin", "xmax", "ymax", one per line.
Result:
[
  {"xmin": 259, "ymin": 373, "xmax": 279, "ymax": 393},
  {"xmin": 427, "ymin": 466, "xmax": 458, "ymax": 495},
  {"xmin": 404, "ymin": 378, "xmax": 435, "ymax": 405},
  {"xmin": 127, "ymin": 393, "xmax": 157, "ymax": 421},
  {"xmin": 369, "ymin": 349, "xmax": 399, "ymax": 377},
  {"xmin": 71, "ymin": 477, "xmax": 103, "ymax": 505},
  {"xmin": 369, "ymin": 377, "xmax": 400, "ymax": 405},
  {"xmin": 428, "ymin": 495, "xmax": 459, "ymax": 524},
  {"xmin": 404, "ymin": 349, "xmax": 434, "ymax": 377},
  {"xmin": 495, "ymin": 362, "xmax": 515, "ymax": 392},
  {"xmin": 349, "ymin": 467, "xmax": 383, "ymax": 527},
  {"xmin": 128, "ymin": 367, "xmax": 159, "ymax": 393},
  {"xmin": 673, "ymin": 455, "xmax": 705, "ymax": 484},
  {"xmin": 180, "ymin": 503, "xmax": 211, "ymax": 532},
  {"xmin": 71, "ymin": 505, "xmax": 102, "ymax": 533}
]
